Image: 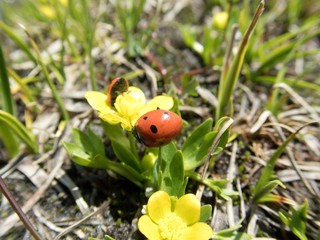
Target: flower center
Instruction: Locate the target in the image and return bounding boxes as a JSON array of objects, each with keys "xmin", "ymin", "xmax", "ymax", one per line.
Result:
[{"xmin": 158, "ymin": 212, "xmax": 187, "ymax": 240}]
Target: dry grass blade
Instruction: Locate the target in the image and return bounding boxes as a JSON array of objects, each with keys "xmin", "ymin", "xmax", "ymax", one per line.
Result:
[
  {"xmin": 0, "ymin": 150, "xmax": 64, "ymax": 237},
  {"xmin": 54, "ymin": 200, "xmax": 110, "ymax": 240},
  {"xmin": 226, "ymin": 141, "xmax": 238, "ymax": 227},
  {"xmin": 270, "ymin": 116, "xmax": 319, "ymax": 196}
]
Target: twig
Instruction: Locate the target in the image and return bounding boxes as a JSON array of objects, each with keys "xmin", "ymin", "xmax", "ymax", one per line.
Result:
[
  {"xmin": 0, "ymin": 149, "xmax": 64, "ymax": 237},
  {"xmin": 0, "ymin": 176, "xmax": 41, "ymax": 240},
  {"xmin": 54, "ymin": 200, "xmax": 110, "ymax": 240}
]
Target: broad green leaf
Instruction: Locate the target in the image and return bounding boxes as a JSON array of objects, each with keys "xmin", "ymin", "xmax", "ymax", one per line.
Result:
[
  {"xmin": 212, "ymin": 221, "xmax": 243, "ymax": 239},
  {"xmin": 200, "ymin": 204, "xmax": 212, "ymax": 222},
  {"xmin": 102, "ymin": 121, "xmax": 130, "ymax": 148},
  {"xmin": 187, "ymin": 171, "xmax": 236, "ymax": 200},
  {"xmin": 182, "ymin": 118, "xmax": 213, "ymax": 170},
  {"xmin": 159, "ymin": 143, "xmax": 187, "ymax": 197},
  {"xmin": 72, "ymin": 128, "xmax": 105, "ymax": 156},
  {"xmin": 63, "ymin": 142, "xmax": 108, "ymax": 169},
  {"xmin": 111, "ymin": 141, "xmax": 141, "ymax": 172},
  {"xmin": 184, "ymin": 131, "xmax": 216, "ymax": 170},
  {"xmin": 161, "ymin": 150, "xmax": 186, "ymax": 197},
  {"xmin": 63, "ymin": 141, "xmax": 145, "ymax": 187}
]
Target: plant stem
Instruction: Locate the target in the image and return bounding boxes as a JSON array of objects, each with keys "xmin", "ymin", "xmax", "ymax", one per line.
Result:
[
  {"xmin": 128, "ymin": 131, "xmax": 139, "ymax": 159},
  {"xmin": 0, "ymin": 176, "xmax": 41, "ymax": 240},
  {"xmin": 157, "ymin": 146, "xmax": 163, "ymax": 189},
  {"xmin": 21, "ymin": 26, "xmax": 70, "ymax": 121}
]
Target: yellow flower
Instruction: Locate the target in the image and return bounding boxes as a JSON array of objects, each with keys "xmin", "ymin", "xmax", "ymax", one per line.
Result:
[
  {"xmin": 138, "ymin": 191, "xmax": 213, "ymax": 240},
  {"xmin": 212, "ymin": 11, "xmax": 229, "ymax": 30},
  {"xmin": 85, "ymin": 87, "xmax": 174, "ymax": 131},
  {"xmin": 40, "ymin": 5, "xmax": 55, "ymax": 19}
]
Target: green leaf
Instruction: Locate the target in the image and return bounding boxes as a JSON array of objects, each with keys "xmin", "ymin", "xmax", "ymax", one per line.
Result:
[
  {"xmin": 64, "ymin": 127, "xmax": 146, "ymax": 187},
  {"xmin": 0, "ymin": 110, "xmax": 38, "ymax": 153},
  {"xmin": 63, "ymin": 141, "xmax": 108, "ymax": 169},
  {"xmin": 182, "ymin": 118, "xmax": 213, "ymax": 170},
  {"xmin": 111, "ymin": 140, "xmax": 141, "ymax": 172},
  {"xmin": 88, "ymin": 234, "xmax": 115, "ymax": 240},
  {"xmin": 0, "ymin": 43, "xmax": 15, "ymax": 114},
  {"xmin": 199, "ymin": 204, "xmax": 212, "ymax": 222},
  {"xmin": 216, "ymin": 1, "xmax": 265, "ymax": 120},
  {"xmin": 63, "ymin": 141, "xmax": 145, "ymax": 187},
  {"xmin": 102, "ymin": 121, "xmax": 130, "ymax": 148},
  {"xmin": 278, "ymin": 200, "xmax": 308, "ymax": 240},
  {"xmin": 187, "ymin": 171, "xmax": 237, "ymax": 200},
  {"xmin": 212, "ymin": 221, "xmax": 244, "ymax": 239},
  {"xmin": 0, "ymin": 123, "xmax": 19, "ymax": 157},
  {"xmin": 160, "ymin": 143, "xmax": 187, "ymax": 197},
  {"xmin": 72, "ymin": 128, "xmax": 105, "ymax": 156},
  {"xmin": 0, "ymin": 21, "xmax": 36, "ymax": 63},
  {"xmin": 254, "ymin": 123, "xmax": 312, "ymax": 201},
  {"xmin": 253, "ymin": 179, "xmax": 285, "ymax": 203}
]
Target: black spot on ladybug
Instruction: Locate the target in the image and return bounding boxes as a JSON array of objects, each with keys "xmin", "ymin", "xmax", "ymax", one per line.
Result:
[
  {"xmin": 157, "ymin": 107, "xmax": 160, "ymax": 110},
  {"xmin": 150, "ymin": 125, "xmax": 158, "ymax": 133},
  {"xmin": 143, "ymin": 116, "xmax": 148, "ymax": 120}
]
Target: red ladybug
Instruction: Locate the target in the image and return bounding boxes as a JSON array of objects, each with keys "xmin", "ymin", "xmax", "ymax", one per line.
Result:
[
  {"xmin": 135, "ymin": 109, "xmax": 183, "ymax": 147},
  {"xmin": 107, "ymin": 77, "xmax": 129, "ymax": 106}
]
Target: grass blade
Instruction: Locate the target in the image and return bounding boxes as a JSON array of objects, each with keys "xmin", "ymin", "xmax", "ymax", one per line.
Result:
[
  {"xmin": 216, "ymin": 0, "xmax": 265, "ymax": 120},
  {"xmin": 254, "ymin": 122, "xmax": 315, "ymax": 200},
  {"xmin": 0, "ymin": 110, "xmax": 38, "ymax": 153},
  {"xmin": 21, "ymin": 25, "xmax": 69, "ymax": 120},
  {"xmin": 0, "ymin": 21, "xmax": 36, "ymax": 63},
  {"xmin": 0, "ymin": 44, "xmax": 15, "ymax": 114}
]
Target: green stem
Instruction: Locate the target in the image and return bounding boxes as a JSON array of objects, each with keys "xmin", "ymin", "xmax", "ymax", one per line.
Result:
[
  {"xmin": 23, "ymin": 28, "xmax": 69, "ymax": 121},
  {"xmin": 128, "ymin": 131, "xmax": 139, "ymax": 159},
  {"xmin": 157, "ymin": 146, "xmax": 163, "ymax": 190},
  {"xmin": 0, "ymin": 176, "xmax": 41, "ymax": 240}
]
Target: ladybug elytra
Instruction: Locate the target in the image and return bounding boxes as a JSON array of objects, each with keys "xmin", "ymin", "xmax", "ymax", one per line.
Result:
[
  {"xmin": 134, "ymin": 109, "xmax": 183, "ymax": 147},
  {"xmin": 107, "ymin": 77, "xmax": 129, "ymax": 106}
]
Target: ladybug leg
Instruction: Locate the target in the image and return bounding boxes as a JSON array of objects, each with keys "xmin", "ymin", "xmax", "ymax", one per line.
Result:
[{"xmin": 132, "ymin": 126, "xmax": 145, "ymax": 145}]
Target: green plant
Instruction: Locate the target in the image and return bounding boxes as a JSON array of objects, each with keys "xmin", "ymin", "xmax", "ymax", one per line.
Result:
[
  {"xmin": 216, "ymin": 0, "xmax": 265, "ymax": 120},
  {"xmin": 253, "ymin": 122, "xmax": 313, "ymax": 204},
  {"xmin": 279, "ymin": 200, "xmax": 309, "ymax": 240},
  {"xmin": 112, "ymin": 0, "xmax": 151, "ymax": 57}
]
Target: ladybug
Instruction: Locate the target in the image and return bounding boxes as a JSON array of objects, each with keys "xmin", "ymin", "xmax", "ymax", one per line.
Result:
[
  {"xmin": 107, "ymin": 77, "xmax": 129, "ymax": 106},
  {"xmin": 134, "ymin": 109, "xmax": 183, "ymax": 147}
]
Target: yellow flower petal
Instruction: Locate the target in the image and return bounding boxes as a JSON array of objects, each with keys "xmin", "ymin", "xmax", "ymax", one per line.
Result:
[
  {"xmin": 85, "ymin": 91, "xmax": 109, "ymax": 113},
  {"xmin": 174, "ymin": 194, "xmax": 200, "ymax": 225},
  {"xmin": 86, "ymin": 91, "xmax": 132, "ymax": 130},
  {"xmin": 114, "ymin": 87, "xmax": 146, "ymax": 126},
  {"xmin": 99, "ymin": 110, "xmax": 127, "ymax": 125},
  {"xmin": 138, "ymin": 215, "xmax": 161, "ymax": 240},
  {"xmin": 148, "ymin": 191, "xmax": 172, "ymax": 223},
  {"xmin": 184, "ymin": 222, "xmax": 213, "ymax": 240},
  {"xmin": 141, "ymin": 95, "xmax": 174, "ymax": 116}
]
